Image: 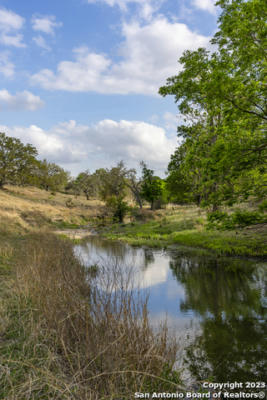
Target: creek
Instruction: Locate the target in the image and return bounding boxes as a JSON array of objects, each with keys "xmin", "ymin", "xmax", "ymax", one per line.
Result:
[{"xmin": 75, "ymin": 236, "xmax": 267, "ymax": 383}]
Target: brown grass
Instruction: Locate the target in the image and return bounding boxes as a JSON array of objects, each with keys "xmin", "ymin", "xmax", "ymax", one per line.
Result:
[
  {"xmin": 0, "ymin": 233, "xmax": 180, "ymax": 399},
  {"xmin": 0, "ymin": 185, "xmax": 104, "ymax": 233}
]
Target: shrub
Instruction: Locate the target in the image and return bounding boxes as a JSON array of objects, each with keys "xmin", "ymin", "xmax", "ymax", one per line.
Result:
[
  {"xmin": 258, "ymin": 200, "xmax": 267, "ymax": 212},
  {"xmin": 65, "ymin": 198, "xmax": 75, "ymax": 208},
  {"xmin": 106, "ymin": 195, "xmax": 129, "ymax": 223},
  {"xmin": 231, "ymin": 209, "xmax": 265, "ymax": 227},
  {"xmin": 207, "ymin": 209, "xmax": 266, "ymax": 230}
]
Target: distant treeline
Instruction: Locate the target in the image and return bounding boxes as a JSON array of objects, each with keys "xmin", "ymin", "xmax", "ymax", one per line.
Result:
[{"xmin": 0, "ymin": 133, "xmax": 170, "ymax": 216}]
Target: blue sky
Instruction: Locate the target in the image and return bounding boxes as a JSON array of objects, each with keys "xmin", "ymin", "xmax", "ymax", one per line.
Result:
[{"xmin": 0, "ymin": 0, "xmax": 218, "ymax": 176}]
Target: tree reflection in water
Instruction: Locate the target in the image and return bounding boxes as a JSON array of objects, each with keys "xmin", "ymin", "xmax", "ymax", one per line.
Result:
[{"xmin": 169, "ymin": 253, "xmax": 267, "ymax": 381}]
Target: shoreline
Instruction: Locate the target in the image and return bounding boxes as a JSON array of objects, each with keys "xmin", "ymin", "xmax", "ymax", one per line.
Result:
[{"xmin": 100, "ymin": 223, "xmax": 267, "ymax": 258}]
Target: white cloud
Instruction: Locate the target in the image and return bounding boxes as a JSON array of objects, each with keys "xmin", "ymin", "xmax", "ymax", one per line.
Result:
[
  {"xmin": 32, "ymin": 17, "xmax": 210, "ymax": 95},
  {"xmin": 192, "ymin": 0, "xmax": 217, "ymax": 14},
  {"xmin": 163, "ymin": 112, "xmax": 179, "ymax": 131},
  {"xmin": 0, "ymin": 52, "xmax": 15, "ymax": 77},
  {"xmin": 0, "ymin": 90, "xmax": 44, "ymax": 111},
  {"xmin": 33, "ymin": 35, "xmax": 51, "ymax": 51},
  {"xmin": 31, "ymin": 15, "xmax": 62, "ymax": 35},
  {"xmin": 90, "ymin": 119, "xmax": 176, "ymax": 166},
  {"xmin": 0, "ymin": 119, "xmax": 177, "ymax": 174},
  {"xmin": 0, "ymin": 123, "xmax": 79, "ymax": 164},
  {"xmin": 0, "ymin": 8, "xmax": 25, "ymax": 47}
]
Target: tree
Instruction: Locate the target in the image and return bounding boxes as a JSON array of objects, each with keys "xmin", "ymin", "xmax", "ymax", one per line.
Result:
[
  {"xmin": 124, "ymin": 168, "xmax": 143, "ymax": 209},
  {"xmin": 159, "ymin": 0, "xmax": 266, "ymax": 210},
  {"xmin": 140, "ymin": 162, "xmax": 163, "ymax": 210},
  {"xmin": 0, "ymin": 132, "xmax": 38, "ymax": 189},
  {"xmin": 37, "ymin": 160, "xmax": 70, "ymax": 192},
  {"xmin": 165, "ymin": 146, "xmax": 193, "ymax": 204},
  {"xmin": 212, "ymin": 0, "xmax": 267, "ymax": 123},
  {"xmin": 97, "ymin": 162, "xmax": 126, "ymax": 202},
  {"xmin": 75, "ymin": 170, "xmax": 98, "ymax": 200},
  {"xmin": 96, "ymin": 162, "xmax": 129, "ymax": 222}
]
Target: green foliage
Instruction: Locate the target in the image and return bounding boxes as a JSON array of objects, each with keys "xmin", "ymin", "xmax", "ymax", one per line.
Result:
[
  {"xmin": 166, "ymin": 149, "xmax": 195, "ymax": 204},
  {"xmin": 231, "ymin": 210, "xmax": 266, "ymax": 227},
  {"xmin": 74, "ymin": 170, "xmax": 99, "ymax": 199},
  {"xmin": 36, "ymin": 159, "xmax": 70, "ymax": 192},
  {"xmin": 96, "ymin": 162, "xmax": 127, "ymax": 202},
  {"xmin": 207, "ymin": 210, "xmax": 228, "ymax": 224},
  {"xmin": 93, "ymin": 162, "xmax": 135, "ymax": 222},
  {"xmin": 258, "ymin": 200, "xmax": 267, "ymax": 212},
  {"xmin": 0, "ymin": 132, "xmax": 38, "ymax": 188},
  {"xmin": 207, "ymin": 209, "xmax": 267, "ymax": 230},
  {"xmin": 159, "ymin": 0, "xmax": 267, "ymax": 209},
  {"xmin": 106, "ymin": 195, "xmax": 129, "ymax": 223},
  {"xmin": 104, "ymin": 205, "xmax": 267, "ymax": 256},
  {"xmin": 140, "ymin": 162, "xmax": 163, "ymax": 209}
]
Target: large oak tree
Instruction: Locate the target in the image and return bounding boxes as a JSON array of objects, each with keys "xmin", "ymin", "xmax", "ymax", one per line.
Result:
[
  {"xmin": 0, "ymin": 132, "xmax": 38, "ymax": 189},
  {"xmin": 159, "ymin": 0, "xmax": 266, "ymax": 209}
]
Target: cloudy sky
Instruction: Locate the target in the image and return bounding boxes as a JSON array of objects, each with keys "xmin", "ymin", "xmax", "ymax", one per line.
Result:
[{"xmin": 0, "ymin": 0, "xmax": 218, "ymax": 176}]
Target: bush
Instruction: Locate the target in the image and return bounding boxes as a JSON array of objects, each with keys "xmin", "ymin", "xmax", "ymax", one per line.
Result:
[
  {"xmin": 106, "ymin": 195, "xmax": 129, "ymax": 223},
  {"xmin": 258, "ymin": 200, "xmax": 267, "ymax": 212},
  {"xmin": 207, "ymin": 209, "xmax": 266, "ymax": 230},
  {"xmin": 65, "ymin": 198, "xmax": 75, "ymax": 208},
  {"xmin": 231, "ymin": 210, "xmax": 265, "ymax": 227}
]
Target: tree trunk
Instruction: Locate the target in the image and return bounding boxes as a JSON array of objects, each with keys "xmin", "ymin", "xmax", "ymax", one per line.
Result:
[
  {"xmin": 135, "ymin": 194, "xmax": 143, "ymax": 209},
  {"xmin": 212, "ymin": 204, "xmax": 219, "ymax": 212}
]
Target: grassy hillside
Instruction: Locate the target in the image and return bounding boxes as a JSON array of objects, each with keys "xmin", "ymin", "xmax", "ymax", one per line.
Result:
[
  {"xmin": 0, "ymin": 185, "xmax": 103, "ymax": 233},
  {"xmin": 0, "ymin": 185, "xmax": 266, "ymax": 257}
]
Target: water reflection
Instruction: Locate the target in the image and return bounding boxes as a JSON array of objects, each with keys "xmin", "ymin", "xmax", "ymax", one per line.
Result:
[
  {"xmin": 76, "ymin": 236, "xmax": 171, "ymax": 290},
  {"xmin": 169, "ymin": 253, "xmax": 267, "ymax": 381},
  {"xmin": 75, "ymin": 237, "xmax": 267, "ymax": 381}
]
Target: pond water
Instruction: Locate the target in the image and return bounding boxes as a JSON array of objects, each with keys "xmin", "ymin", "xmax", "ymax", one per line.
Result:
[{"xmin": 75, "ymin": 236, "xmax": 267, "ymax": 383}]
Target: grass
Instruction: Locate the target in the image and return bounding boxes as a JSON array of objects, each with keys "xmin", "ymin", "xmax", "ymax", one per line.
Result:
[
  {"xmin": 0, "ymin": 185, "xmax": 104, "ymax": 234},
  {"xmin": 0, "ymin": 231, "xmax": 181, "ymax": 399},
  {"xmin": 102, "ymin": 205, "xmax": 267, "ymax": 257},
  {"xmin": 0, "ymin": 185, "xmax": 265, "ymax": 256}
]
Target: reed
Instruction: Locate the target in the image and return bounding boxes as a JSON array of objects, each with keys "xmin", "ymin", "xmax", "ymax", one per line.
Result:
[{"xmin": 0, "ymin": 233, "xmax": 180, "ymax": 399}]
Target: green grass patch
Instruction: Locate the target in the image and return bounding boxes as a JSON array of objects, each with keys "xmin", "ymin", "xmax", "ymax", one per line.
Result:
[
  {"xmin": 51, "ymin": 220, "xmax": 82, "ymax": 229},
  {"xmin": 103, "ymin": 215, "xmax": 267, "ymax": 257}
]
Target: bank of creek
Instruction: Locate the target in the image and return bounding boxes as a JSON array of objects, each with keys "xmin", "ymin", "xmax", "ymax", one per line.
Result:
[{"xmin": 75, "ymin": 235, "xmax": 267, "ymax": 384}]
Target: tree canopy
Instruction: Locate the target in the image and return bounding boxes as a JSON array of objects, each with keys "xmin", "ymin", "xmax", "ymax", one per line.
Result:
[
  {"xmin": 36, "ymin": 159, "xmax": 70, "ymax": 193},
  {"xmin": 140, "ymin": 162, "xmax": 163, "ymax": 210},
  {"xmin": 0, "ymin": 132, "xmax": 38, "ymax": 188},
  {"xmin": 159, "ymin": 0, "xmax": 266, "ymax": 210}
]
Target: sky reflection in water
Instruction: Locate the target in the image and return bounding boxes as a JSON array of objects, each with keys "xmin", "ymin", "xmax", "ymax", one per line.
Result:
[{"xmin": 75, "ymin": 236, "xmax": 267, "ymax": 382}]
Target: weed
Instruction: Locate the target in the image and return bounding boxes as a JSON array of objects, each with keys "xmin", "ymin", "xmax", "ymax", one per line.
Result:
[{"xmin": 0, "ymin": 233, "xmax": 180, "ymax": 399}]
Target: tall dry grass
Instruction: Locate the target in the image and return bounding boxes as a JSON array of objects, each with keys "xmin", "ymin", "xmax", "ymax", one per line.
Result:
[
  {"xmin": 0, "ymin": 234, "xmax": 181, "ymax": 399},
  {"xmin": 0, "ymin": 185, "xmax": 104, "ymax": 233}
]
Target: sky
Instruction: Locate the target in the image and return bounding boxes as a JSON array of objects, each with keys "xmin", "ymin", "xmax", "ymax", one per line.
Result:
[{"xmin": 0, "ymin": 0, "xmax": 218, "ymax": 176}]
